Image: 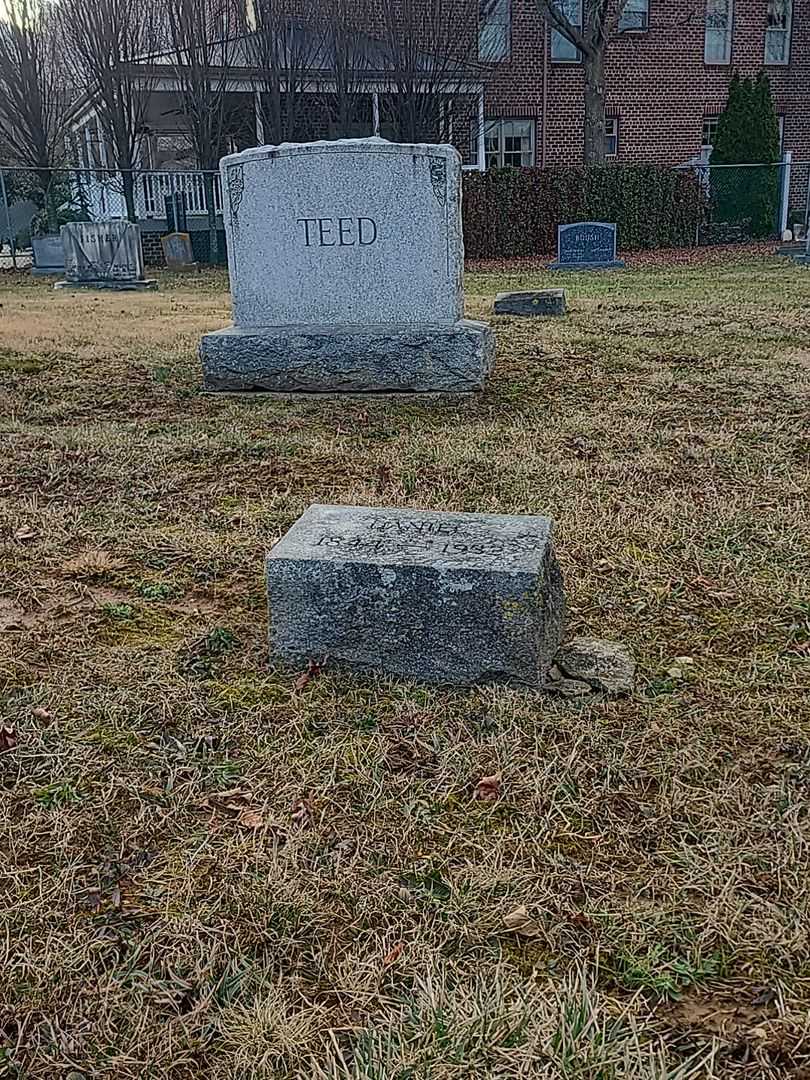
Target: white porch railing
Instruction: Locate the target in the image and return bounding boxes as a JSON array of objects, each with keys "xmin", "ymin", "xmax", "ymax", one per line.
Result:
[
  {"xmin": 138, "ymin": 171, "xmax": 223, "ymax": 218},
  {"xmin": 73, "ymin": 170, "xmax": 223, "ymax": 221}
]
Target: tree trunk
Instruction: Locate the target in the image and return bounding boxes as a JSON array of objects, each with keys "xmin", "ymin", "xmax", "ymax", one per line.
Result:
[
  {"xmin": 203, "ymin": 169, "xmax": 217, "ymax": 264},
  {"xmin": 122, "ymin": 170, "xmax": 137, "ymax": 222},
  {"xmin": 39, "ymin": 168, "xmax": 58, "ymax": 233},
  {"xmin": 583, "ymin": 47, "xmax": 606, "ymax": 165}
]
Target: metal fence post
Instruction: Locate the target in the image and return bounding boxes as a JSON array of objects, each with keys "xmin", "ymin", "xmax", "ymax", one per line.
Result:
[
  {"xmin": 0, "ymin": 167, "xmax": 17, "ymax": 270},
  {"xmin": 779, "ymin": 150, "xmax": 792, "ymax": 236}
]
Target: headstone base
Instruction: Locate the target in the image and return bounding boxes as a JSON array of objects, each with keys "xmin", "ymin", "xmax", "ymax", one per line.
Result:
[
  {"xmin": 54, "ymin": 278, "xmax": 157, "ymax": 291},
  {"xmin": 495, "ymin": 290, "xmax": 566, "ymax": 316},
  {"xmin": 547, "ymin": 260, "xmax": 625, "ymax": 271},
  {"xmin": 200, "ymin": 320, "xmax": 494, "ymax": 393}
]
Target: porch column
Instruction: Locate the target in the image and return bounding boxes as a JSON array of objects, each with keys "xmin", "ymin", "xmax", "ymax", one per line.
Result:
[
  {"xmin": 254, "ymin": 88, "xmax": 265, "ymax": 145},
  {"xmin": 477, "ymin": 87, "xmax": 486, "ymax": 171},
  {"xmin": 372, "ymin": 91, "xmax": 380, "ymax": 137}
]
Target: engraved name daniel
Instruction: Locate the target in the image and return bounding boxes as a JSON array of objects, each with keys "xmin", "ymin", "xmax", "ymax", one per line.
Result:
[
  {"xmin": 310, "ymin": 518, "xmax": 542, "ymax": 557},
  {"xmin": 296, "ymin": 217, "xmax": 378, "ymax": 248}
]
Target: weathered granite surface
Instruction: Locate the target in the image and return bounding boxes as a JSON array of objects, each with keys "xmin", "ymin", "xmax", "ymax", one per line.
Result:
[
  {"xmin": 201, "ymin": 320, "xmax": 494, "ymax": 393},
  {"xmin": 57, "ymin": 220, "xmax": 155, "ymax": 289},
  {"xmin": 202, "ymin": 138, "xmax": 492, "ymax": 394},
  {"xmin": 494, "ymin": 290, "xmax": 566, "ymax": 316},
  {"xmin": 220, "ymin": 138, "xmax": 463, "ymax": 327},
  {"xmin": 265, "ymin": 504, "xmax": 565, "ymax": 687}
]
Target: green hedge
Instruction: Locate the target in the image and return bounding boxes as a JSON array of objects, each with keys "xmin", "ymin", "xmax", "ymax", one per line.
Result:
[{"xmin": 462, "ymin": 164, "xmax": 704, "ymax": 259}]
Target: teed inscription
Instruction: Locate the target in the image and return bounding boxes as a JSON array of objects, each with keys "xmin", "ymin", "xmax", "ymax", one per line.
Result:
[{"xmin": 296, "ymin": 216, "xmax": 378, "ymax": 247}]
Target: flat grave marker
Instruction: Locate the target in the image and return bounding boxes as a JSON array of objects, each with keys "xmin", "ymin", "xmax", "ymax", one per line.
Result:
[{"xmin": 265, "ymin": 504, "xmax": 565, "ymax": 687}]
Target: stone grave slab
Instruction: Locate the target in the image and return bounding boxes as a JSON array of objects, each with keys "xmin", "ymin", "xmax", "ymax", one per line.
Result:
[
  {"xmin": 200, "ymin": 138, "xmax": 494, "ymax": 393},
  {"xmin": 266, "ymin": 504, "xmax": 565, "ymax": 687},
  {"xmin": 494, "ymin": 289, "xmax": 566, "ymax": 316},
  {"xmin": 31, "ymin": 234, "xmax": 65, "ymax": 276},
  {"xmin": 56, "ymin": 221, "xmax": 156, "ymax": 290},
  {"xmin": 161, "ymin": 231, "xmax": 197, "ymax": 270},
  {"xmin": 549, "ymin": 222, "xmax": 625, "ymax": 270}
]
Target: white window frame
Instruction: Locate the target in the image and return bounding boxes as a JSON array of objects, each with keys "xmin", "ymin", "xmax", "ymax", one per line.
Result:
[
  {"xmin": 765, "ymin": 0, "xmax": 792, "ymax": 64},
  {"xmin": 482, "ymin": 118, "xmax": 535, "ymax": 169},
  {"xmin": 550, "ymin": 0, "xmax": 582, "ymax": 62},
  {"xmin": 605, "ymin": 117, "xmax": 619, "ymax": 157},
  {"xmin": 618, "ymin": 0, "xmax": 649, "ymax": 32},
  {"xmin": 479, "ymin": 0, "xmax": 511, "ymax": 61},
  {"xmin": 705, "ymin": 0, "xmax": 733, "ymax": 64},
  {"xmin": 701, "ymin": 114, "xmax": 720, "ymax": 153}
]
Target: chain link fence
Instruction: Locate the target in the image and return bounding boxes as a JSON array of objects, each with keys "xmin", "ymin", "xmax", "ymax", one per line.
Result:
[{"xmin": 2, "ymin": 158, "xmax": 808, "ymax": 270}]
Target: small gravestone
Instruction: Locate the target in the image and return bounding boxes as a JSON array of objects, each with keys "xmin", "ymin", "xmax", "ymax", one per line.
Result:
[
  {"xmin": 31, "ymin": 234, "xmax": 65, "ymax": 276},
  {"xmin": 494, "ymin": 289, "xmax": 566, "ymax": 316},
  {"xmin": 161, "ymin": 231, "xmax": 197, "ymax": 270},
  {"xmin": 200, "ymin": 137, "xmax": 494, "ymax": 393},
  {"xmin": 56, "ymin": 221, "xmax": 156, "ymax": 290},
  {"xmin": 549, "ymin": 222, "xmax": 624, "ymax": 270},
  {"xmin": 265, "ymin": 504, "xmax": 565, "ymax": 687}
]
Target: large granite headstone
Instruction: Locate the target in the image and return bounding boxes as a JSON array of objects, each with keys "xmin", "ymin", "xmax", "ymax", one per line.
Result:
[
  {"xmin": 549, "ymin": 222, "xmax": 624, "ymax": 270},
  {"xmin": 265, "ymin": 504, "xmax": 565, "ymax": 687},
  {"xmin": 56, "ymin": 221, "xmax": 156, "ymax": 290},
  {"xmin": 200, "ymin": 138, "xmax": 494, "ymax": 393}
]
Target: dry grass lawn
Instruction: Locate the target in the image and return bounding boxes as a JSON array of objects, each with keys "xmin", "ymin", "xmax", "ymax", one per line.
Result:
[{"xmin": 1, "ymin": 256, "xmax": 809, "ymax": 1079}]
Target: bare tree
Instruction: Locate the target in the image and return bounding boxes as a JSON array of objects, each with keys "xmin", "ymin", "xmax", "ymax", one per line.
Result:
[
  {"xmin": 320, "ymin": 0, "xmax": 376, "ymax": 139},
  {"xmin": 165, "ymin": 0, "xmax": 241, "ymax": 259},
  {"xmin": 378, "ymin": 0, "xmax": 486, "ymax": 149},
  {"xmin": 0, "ymin": 0, "xmax": 69, "ymax": 230},
  {"xmin": 532, "ymin": 0, "xmax": 631, "ymax": 164},
  {"xmin": 61, "ymin": 0, "xmax": 161, "ymax": 221},
  {"xmin": 250, "ymin": 0, "xmax": 328, "ymax": 144}
]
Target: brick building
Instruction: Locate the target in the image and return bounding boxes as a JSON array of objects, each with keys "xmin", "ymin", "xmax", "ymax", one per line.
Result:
[{"xmin": 479, "ymin": 0, "xmax": 809, "ymax": 168}]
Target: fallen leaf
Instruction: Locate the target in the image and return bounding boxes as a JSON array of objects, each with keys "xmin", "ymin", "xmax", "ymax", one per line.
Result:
[
  {"xmin": 474, "ymin": 773, "xmax": 501, "ymax": 801},
  {"xmin": 503, "ymin": 905, "xmax": 542, "ymax": 938},
  {"xmin": 237, "ymin": 807, "xmax": 264, "ymax": 829},
  {"xmin": 382, "ymin": 941, "xmax": 406, "ymax": 968},
  {"xmin": 110, "ymin": 884, "xmax": 122, "ymax": 909},
  {"xmin": 568, "ymin": 912, "xmax": 594, "ymax": 929},
  {"xmin": 31, "ymin": 706, "xmax": 52, "ymax": 721},
  {"xmin": 291, "ymin": 797, "xmax": 313, "ymax": 829},
  {"xmin": 294, "ymin": 658, "xmax": 322, "ymax": 691},
  {"xmin": 0, "ymin": 726, "xmax": 18, "ymax": 753},
  {"xmin": 13, "ymin": 525, "xmax": 37, "ymax": 542}
]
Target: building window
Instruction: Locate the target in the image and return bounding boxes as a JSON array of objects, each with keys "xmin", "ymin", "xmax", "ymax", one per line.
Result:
[
  {"xmin": 618, "ymin": 0, "xmax": 649, "ymax": 31},
  {"xmin": 605, "ymin": 117, "xmax": 619, "ymax": 157},
  {"xmin": 701, "ymin": 114, "xmax": 720, "ymax": 152},
  {"xmin": 705, "ymin": 0, "xmax": 733, "ymax": 63},
  {"xmin": 479, "ymin": 0, "xmax": 510, "ymax": 60},
  {"xmin": 483, "ymin": 119, "xmax": 534, "ymax": 168},
  {"xmin": 550, "ymin": 0, "xmax": 582, "ymax": 61},
  {"xmin": 765, "ymin": 0, "xmax": 791, "ymax": 63}
]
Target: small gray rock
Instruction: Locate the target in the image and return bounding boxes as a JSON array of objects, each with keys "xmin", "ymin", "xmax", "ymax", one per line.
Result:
[
  {"xmin": 552, "ymin": 638, "xmax": 636, "ymax": 697},
  {"xmin": 494, "ymin": 289, "xmax": 566, "ymax": 317}
]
